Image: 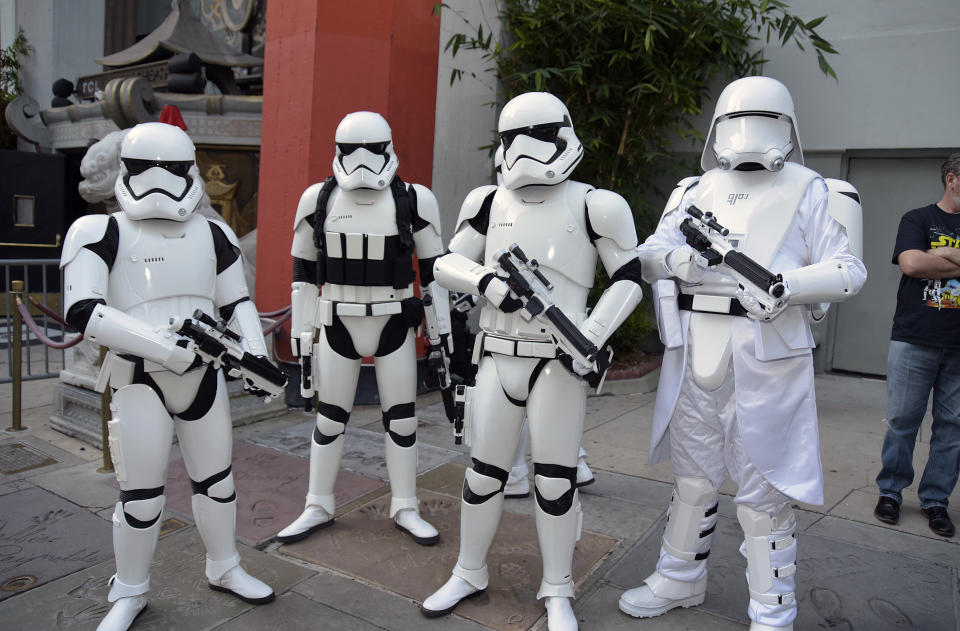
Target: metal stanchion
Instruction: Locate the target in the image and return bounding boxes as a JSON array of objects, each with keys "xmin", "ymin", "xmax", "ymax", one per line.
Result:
[
  {"xmin": 8, "ymin": 280, "xmax": 26, "ymax": 432},
  {"xmin": 97, "ymin": 345, "xmax": 114, "ymax": 473}
]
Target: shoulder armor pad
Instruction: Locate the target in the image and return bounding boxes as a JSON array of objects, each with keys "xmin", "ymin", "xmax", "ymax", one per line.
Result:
[
  {"xmin": 455, "ymin": 184, "xmax": 499, "ymax": 233},
  {"xmin": 61, "ymin": 214, "xmax": 111, "ymax": 268},
  {"xmin": 293, "ymin": 182, "xmax": 325, "ymax": 231},
  {"xmin": 207, "ymin": 218, "xmax": 240, "ymax": 249},
  {"xmin": 410, "ymin": 183, "xmax": 442, "ymax": 234},
  {"xmin": 586, "ymin": 188, "xmax": 638, "ymax": 249},
  {"xmin": 824, "ymin": 178, "xmax": 864, "ymax": 259},
  {"xmin": 662, "ymin": 176, "xmax": 700, "ymax": 220}
]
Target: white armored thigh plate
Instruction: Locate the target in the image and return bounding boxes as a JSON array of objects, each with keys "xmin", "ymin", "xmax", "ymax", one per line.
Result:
[
  {"xmin": 687, "ymin": 312, "xmax": 733, "ymax": 391},
  {"xmin": 108, "ymin": 213, "xmax": 217, "ymax": 325}
]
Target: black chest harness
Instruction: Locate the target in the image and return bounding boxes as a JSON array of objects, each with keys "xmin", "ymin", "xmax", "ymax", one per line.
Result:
[{"xmin": 310, "ymin": 175, "xmax": 416, "ymax": 289}]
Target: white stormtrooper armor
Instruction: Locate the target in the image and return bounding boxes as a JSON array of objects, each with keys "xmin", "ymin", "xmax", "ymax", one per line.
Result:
[
  {"xmin": 621, "ymin": 77, "xmax": 866, "ymax": 630},
  {"xmin": 422, "ymin": 92, "xmax": 643, "ymax": 631},
  {"xmin": 279, "ymin": 111, "xmax": 447, "ymax": 547},
  {"xmin": 60, "ymin": 122, "xmax": 274, "ymax": 631}
]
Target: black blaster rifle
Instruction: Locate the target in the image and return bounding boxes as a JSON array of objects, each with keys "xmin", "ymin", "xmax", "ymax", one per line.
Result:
[
  {"xmin": 171, "ymin": 309, "xmax": 288, "ymax": 399},
  {"xmin": 421, "ymin": 293, "xmax": 464, "ymax": 442},
  {"xmin": 495, "ymin": 243, "xmax": 612, "ymax": 389},
  {"xmin": 679, "ymin": 205, "xmax": 787, "ymax": 315}
]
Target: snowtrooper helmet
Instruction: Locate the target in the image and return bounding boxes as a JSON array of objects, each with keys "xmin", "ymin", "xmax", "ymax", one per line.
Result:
[
  {"xmin": 498, "ymin": 92, "xmax": 583, "ymax": 190},
  {"xmin": 115, "ymin": 122, "xmax": 203, "ymax": 221},
  {"xmin": 332, "ymin": 111, "xmax": 398, "ymax": 191},
  {"xmin": 702, "ymin": 76, "xmax": 802, "ymax": 172},
  {"xmin": 494, "ymin": 144, "xmax": 504, "ymax": 185}
]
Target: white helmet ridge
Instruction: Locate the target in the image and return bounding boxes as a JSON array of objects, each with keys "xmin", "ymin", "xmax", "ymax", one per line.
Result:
[
  {"xmin": 114, "ymin": 122, "xmax": 204, "ymax": 221},
  {"xmin": 702, "ymin": 76, "xmax": 803, "ymax": 172},
  {"xmin": 332, "ymin": 111, "xmax": 399, "ymax": 191},
  {"xmin": 498, "ymin": 92, "xmax": 583, "ymax": 190}
]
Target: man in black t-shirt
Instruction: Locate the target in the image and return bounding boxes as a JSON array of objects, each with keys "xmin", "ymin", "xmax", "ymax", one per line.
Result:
[{"xmin": 875, "ymin": 153, "xmax": 960, "ymax": 537}]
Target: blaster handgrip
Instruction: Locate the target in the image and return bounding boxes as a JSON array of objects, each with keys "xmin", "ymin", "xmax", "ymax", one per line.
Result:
[
  {"xmin": 544, "ymin": 305, "xmax": 598, "ymax": 364},
  {"xmin": 723, "ymin": 250, "xmax": 783, "ymax": 295}
]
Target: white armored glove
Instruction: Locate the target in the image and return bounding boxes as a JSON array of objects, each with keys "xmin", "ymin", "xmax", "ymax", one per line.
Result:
[
  {"xmin": 481, "ymin": 275, "xmax": 523, "ymax": 312},
  {"xmin": 665, "ymin": 245, "xmax": 708, "ymax": 284},
  {"xmin": 735, "ymin": 283, "xmax": 791, "ymax": 321}
]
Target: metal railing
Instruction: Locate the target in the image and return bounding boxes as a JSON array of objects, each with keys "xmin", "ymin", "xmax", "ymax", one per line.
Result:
[{"xmin": 2, "ymin": 258, "xmax": 67, "ymax": 384}]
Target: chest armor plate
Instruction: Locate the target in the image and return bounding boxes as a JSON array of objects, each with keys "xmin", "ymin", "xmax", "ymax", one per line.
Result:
[
  {"xmin": 484, "ymin": 180, "xmax": 597, "ymax": 290},
  {"xmin": 321, "ymin": 188, "xmax": 414, "ymax": 288},
  {"xmin": 108, "ymin": 213, "xmax": 216, "ymax": 324},
  {"xmin": 692, "ymin": 164, "xmax": 816, "ymax": 267}
]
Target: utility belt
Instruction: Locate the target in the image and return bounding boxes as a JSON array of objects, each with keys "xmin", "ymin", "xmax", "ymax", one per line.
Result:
[
  {"xmin": 315, "ymin": 296, "xmax": 422, "ymax": 327},
  {"xmin": 479, "ymin": 333, "xmax": 557, "ymax": 359},
  {"xmin": 678, "ymin": 293, "xmax": 748, "ymax": 317}
]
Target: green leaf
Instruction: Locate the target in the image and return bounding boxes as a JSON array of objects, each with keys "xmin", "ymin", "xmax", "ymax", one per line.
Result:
[
  {"xmin": 782, "ymin": 16, "xmax": 798, "ymax": 43},
  {"xmin": 805, "ymin": 15, "xmax": 826, "ymax": 29}
]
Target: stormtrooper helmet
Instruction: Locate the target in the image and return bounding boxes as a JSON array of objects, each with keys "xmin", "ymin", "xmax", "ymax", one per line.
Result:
[
  {"xmin": 494, "ymin": 144, "xmax": 504, "ymax": 185},
  {"xmin": 702, "ymin": 76, "xmax": 802, "ymax": 172},
  {"xmin": 332, "ymin": 111, "xmax": 399, "ymax": 190},
  {"xmin": 115, "ymin": 122, "xmax": 204, "ymax": 221},
  {"xmin": 498, "ymin": 92, "xmax": 583, "ymax": 190}
]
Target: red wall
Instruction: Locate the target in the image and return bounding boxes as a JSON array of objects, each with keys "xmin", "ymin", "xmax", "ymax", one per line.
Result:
[{"xmin": 256, "ymin": 1, "xmax": 441, "ymax": 313}]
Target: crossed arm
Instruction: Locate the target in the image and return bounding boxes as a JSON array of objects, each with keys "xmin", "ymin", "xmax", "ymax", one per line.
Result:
[{"xmin": 898, "ymin": 248, "xmax": 960, "ymax": 279}]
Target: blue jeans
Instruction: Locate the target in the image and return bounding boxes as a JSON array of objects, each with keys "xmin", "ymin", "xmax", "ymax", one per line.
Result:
[{"xmin": 876, "ymin": 340, "xmax": 960, "ymax": 508}]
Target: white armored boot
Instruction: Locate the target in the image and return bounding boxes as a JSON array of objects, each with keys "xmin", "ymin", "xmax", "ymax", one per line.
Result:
[
  {"xmin": 738, "ymin": 504, "xmax": 798, "ymax": 631},
  {"xmin": 534, "ymin": 470, "xmax": 580, "ymax": 631},
  {"xmin": 575, "ymin": 446, "xmax": 594, "ymax": 488},
  {"xmin": 193, "ymin": 493, "xmax": 274, "ymax": 603},
  {"xmin": 97, "ymin": 501, "xmax": 161, "ymax": 631},
  {"xmin": 385, "ymin": 415, "xmax": 439, "ymax": 545},
  {"xmin": 276, "ymin": 424, "xmax": 342, "ymax": 543},
  {"xmin": 421, "ymin": 465, "xmax": 504, "ymax": 616},
  {"xmin": 619, "ymin": 476, "xmax": 717, "ymax": 617}
]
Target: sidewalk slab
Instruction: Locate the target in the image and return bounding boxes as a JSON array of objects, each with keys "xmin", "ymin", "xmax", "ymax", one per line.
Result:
[
  {"xmin": 0, "ymin": 486, "xmax": 113, "ymax": 601},
  {"xmin": 294, "ymin": 568, "xmax": 489, "ymax": 631},
  {"xmin": 0, "ymin": 434, "xmax": 82, "ymax": 482},
  {"xmin": 279, "ymin": 489, "xmax": 618, "ymax": 631},
  {"xmin": 0, "ymin": 526, "xmax": 313, "ymax": 630},
  {"xmin": 605, "ymin": 514, "xmax": 957, "ymax": 631},
  {"xmin": 219, "ymin": 591, "xmax": 384, "ymax": 631},
  {"xmin": 163, "ymin": 441, "xmax": 385, "ymax": 546},
  {"xmin": 827, "ymin": 488, "xmax": 960, "ymax": 547},
  {"xmin": 247, "ymin": 421, "xmax": 461, "ymax": 481}
]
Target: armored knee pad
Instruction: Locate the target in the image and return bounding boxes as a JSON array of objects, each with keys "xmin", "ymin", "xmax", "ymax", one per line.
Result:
[
  {"xmin": 533, "ymin": 463, "xmax": 578, "ymax": 516},
  {"xmin": 190, "ymin": 465, "xmax": 236, "ymax": 503},
  {"xmin": 463, "ymin": 458, "xmax": 509, "ymax": 505},
  {"xmin": 382, "ymin": 402, "xmax": 417, "ymax": 447},
  {"xmin": 313, "ymin": 402, "xmax": 350, "ymax": 445},
  {"xmin": 119, "ymin": 487, "xmax": 166, "ymax": 529}
]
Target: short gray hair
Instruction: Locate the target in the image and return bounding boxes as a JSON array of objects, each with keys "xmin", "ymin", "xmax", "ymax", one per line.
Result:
[{"xmin": 942, "ymin": 153, "xmax": 960, "ymax": 188}]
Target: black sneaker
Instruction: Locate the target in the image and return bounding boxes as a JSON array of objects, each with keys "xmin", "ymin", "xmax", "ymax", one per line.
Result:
[
  {"xmin": 873, "ymin": 496, "xmax": 900, "ymax": 524},
  {"xmin": 921, "ymin": 506, "xmax": 955, "ymax": 537}
]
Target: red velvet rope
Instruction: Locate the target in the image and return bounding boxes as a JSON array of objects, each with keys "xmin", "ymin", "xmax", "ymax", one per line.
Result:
[
  {"xmin": 261, "ymin": 309, "xmax": 291, "ymax": 336},
  {"xmin": 259, "ymin": 306, "xmax": 291, "ymax": 318},
  {"xmin": 16, "ymin": 302, "xmax": 83, "ymax": 349},
  {"xmin": 28, "ymin": 297, "xmax": 76, "ymax": 330}
]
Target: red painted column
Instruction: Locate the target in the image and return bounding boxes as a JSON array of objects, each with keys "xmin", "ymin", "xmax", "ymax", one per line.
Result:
[{"xmin": 256, "ymin": 1, "xmax": 441, "ymax": 315}]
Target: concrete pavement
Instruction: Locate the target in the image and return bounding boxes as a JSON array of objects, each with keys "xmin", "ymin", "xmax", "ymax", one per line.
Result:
[{"xmin": 0, "ymin": 369, "xmax": 957, "ymax": 630}]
